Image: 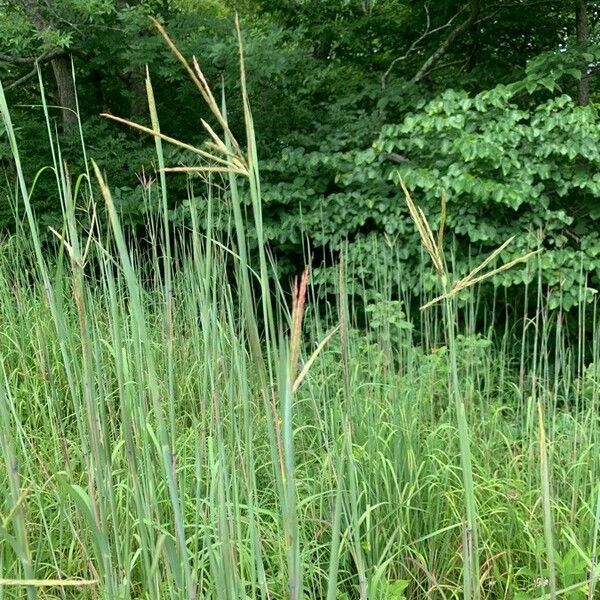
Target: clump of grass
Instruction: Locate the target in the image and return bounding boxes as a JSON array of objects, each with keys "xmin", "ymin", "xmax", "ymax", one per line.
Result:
[{"xmin": 400, "ymin": 182, "xmax": 540, "ymax": 600}]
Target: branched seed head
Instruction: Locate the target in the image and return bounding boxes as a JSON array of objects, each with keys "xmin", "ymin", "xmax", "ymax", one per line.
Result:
[{"xmin": 400, "ymin": 178, "xmax": 541, "ymax": 310}]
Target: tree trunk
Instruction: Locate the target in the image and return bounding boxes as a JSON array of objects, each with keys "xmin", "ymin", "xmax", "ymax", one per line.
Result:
[
  {"xmin": 128, "ymin": 66, "xmax": 148, "ymax": 121},
  {"xmin": 18, "ymin": 1, "xmax": 79, "ymax": 135},
  {"xmin": 576, "ymin": 0, "xmax": 590, "ymax": 106},
  {"xmin": 50, "ymin": 54, "xmax": 78, "ymax": 136},
  {"xmin": 467, "ymin": 14, "xmax": 481, "ymax": 71}
]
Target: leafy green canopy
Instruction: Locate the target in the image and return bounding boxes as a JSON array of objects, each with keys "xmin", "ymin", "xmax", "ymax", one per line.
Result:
[
  {"xmin": 264, "ymin": 49, "xmax": 600, "ymax": 308},
  {"xmin": 1, "ymin": 0, "xmax": 599, "ymax": 309}
]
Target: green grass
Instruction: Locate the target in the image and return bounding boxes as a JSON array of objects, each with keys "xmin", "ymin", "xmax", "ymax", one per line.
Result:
[{"xmin": 1, "ymin": 20, "xmax": 600, "ymax": 600}]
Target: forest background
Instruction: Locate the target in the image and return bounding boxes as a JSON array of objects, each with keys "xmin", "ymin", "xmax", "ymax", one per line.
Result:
[{"xmin": 1, "ymin": 0, "xmax": 599, "ymax": 309}]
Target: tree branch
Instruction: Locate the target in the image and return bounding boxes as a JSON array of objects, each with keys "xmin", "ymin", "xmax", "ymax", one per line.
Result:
[
  {"xmin": 0, "ymin": 53, "xmax": 37, "ymax": 65},
  {"xmin": 381, "ymin": 3, "xmax": 466, "ymax": 88},
  {"xmin": 411, "ymin": 0, "xmax": 481, "ymax": 84},
  {"xmin": 0, "ymin": 48, "xmax": 65, "ymax": 90},
  {"xmin": 0, "ymin": 47, "xmax": 64, "ymax": 67},
  {"xmin": 5, "ymin": 66, "xmax": 39, "ymax": 90}
]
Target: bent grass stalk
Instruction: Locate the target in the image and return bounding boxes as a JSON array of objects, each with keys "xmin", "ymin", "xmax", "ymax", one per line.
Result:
[
  {"xmin": 93, "ymin": 161, "xmax": 195, "ymax": 598},
  {"xmin": 0, "ymin": 371, "xmax": 36, "ymax": 600}
]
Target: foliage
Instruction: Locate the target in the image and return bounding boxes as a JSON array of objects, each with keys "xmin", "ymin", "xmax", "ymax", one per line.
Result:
[
  {"xmin": 1, "ymin": 142, "xmax": 600, "ymax": 599},
  {"xmin": 258, "ymin": 47, "xmax": 600, "ymax": 308},
  {"xmin": 0, "ymin": 0, "xmax": 599, "ymax": 309}
]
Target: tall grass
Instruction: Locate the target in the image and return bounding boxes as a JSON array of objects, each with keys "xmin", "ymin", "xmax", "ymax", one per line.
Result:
[{"xmin": 1, "ymin": 18, "xmax": 600, "ymax": 600}]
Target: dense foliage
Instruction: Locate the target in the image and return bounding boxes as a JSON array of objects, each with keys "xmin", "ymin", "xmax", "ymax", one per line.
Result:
[{"xmin": 1, "ymin": 1, "xmax": 599, "ymax": 304}]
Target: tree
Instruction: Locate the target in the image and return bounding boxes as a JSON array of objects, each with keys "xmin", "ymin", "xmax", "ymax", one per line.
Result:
[
  {"xmin": 576, "ymin": 0, "xmax": 590, "ymax": 106},
  {"xmin": 1, "ymin": 0, "xmax": 89, "ymax": 136},
  {"xmin": 0, "ymin": 0, "xmax": 182, "ymax": 135}
]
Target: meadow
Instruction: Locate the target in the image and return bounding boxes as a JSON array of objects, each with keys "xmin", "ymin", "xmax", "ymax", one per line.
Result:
[{"xmin": 1, "ymin": 20, "xmax": 600, "ymax": 600}]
